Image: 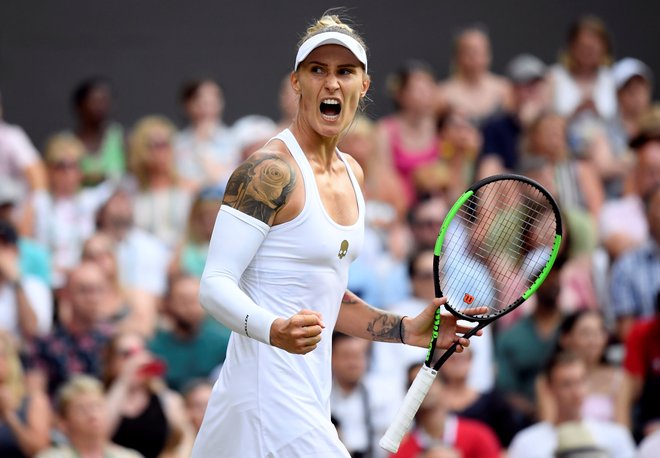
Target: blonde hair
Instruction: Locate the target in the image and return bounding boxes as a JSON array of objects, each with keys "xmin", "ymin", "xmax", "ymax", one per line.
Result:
[
  {"xmin": 297, "ymin": 12, "xmax": 368, "ymax": 60},
  {"xmin": 56, "ymin": 375, "xmax": 104, "ymax": 416},
  {"xmin": 44, "ymin": 132, "xmax": 85, "ymax": 165},
  {"xmin": 561, "ymin": 15, "xmax": 613, "ymax": 70},
  {"xmin": 128, "ymin": 115, "xmax": 177, "ymax": 190},
  {"xmin": 0, "ymin": 332, "xmax": 25, "ymax": 401}
]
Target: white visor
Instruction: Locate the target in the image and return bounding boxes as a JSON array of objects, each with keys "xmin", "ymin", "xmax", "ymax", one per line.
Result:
[{"xmin": 294, "ymin": 31, "xmax": 367, "ymax": 73}]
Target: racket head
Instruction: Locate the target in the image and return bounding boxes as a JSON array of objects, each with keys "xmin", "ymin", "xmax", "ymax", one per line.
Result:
[{"xmin": 433, "ymin": 174, "xmax": 562, "ymax": 322}]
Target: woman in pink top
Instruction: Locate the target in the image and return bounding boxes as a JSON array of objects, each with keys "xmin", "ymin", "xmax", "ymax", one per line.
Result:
[{"xmin": 376, "ymin": 60, "xmax": 441, "ymax": 209}]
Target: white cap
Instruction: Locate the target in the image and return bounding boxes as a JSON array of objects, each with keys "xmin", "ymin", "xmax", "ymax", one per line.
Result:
[
  {"xmin": 294, "ymin": 31, "xmax": 367, "ymax": 73},
  {"xmin": 612, "ymin": 57, "xmax": 653, "ymax": 90}
]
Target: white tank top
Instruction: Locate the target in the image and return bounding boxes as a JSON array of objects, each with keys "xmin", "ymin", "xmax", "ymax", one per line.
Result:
[{"xmin": 197, "ymin": 129, "xmax": 364, "ymax": 456}]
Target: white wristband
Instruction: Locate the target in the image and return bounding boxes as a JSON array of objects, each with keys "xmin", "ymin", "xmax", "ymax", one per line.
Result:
[{"xmin": 199, "ymin": 206, "xmax": 279, "ymax": 345}]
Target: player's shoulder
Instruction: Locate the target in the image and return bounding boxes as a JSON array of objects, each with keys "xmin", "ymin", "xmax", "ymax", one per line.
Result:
[{"xmin": 340, "ymin": 152, "xmax": 364, "ymax": 183}]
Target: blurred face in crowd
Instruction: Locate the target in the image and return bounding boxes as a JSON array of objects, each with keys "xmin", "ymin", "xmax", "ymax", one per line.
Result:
[
  {"xmin": 455, "ymin": 30, "xmax": 491, "ymax": 77},
  {"xmin": 144, "ymin": 125, "xmax": 175, "ymax": 176},
  {"xmin": 332, "ymin": 336, "xmax": 369, "ymax": 390},
  {"xmin": 411, "ymin": 197, "xmax": 448, "ymax": 250},
  {"xmin": 67, "ymin": 263, "xmax": 109, "ymax": 326},
  {"xmin": 636, "ymin": 141, "xmax": 660, "ymax": 197},
  {"xmin": 530, "ymin": 114, "xmax": 568, "ymax": 162},
  {"xmin": 411, "ymin": 250, "xmax": 436, "ymax": 302},
  {"xmin": 78, "ymin": 84, "xmax": 111, "ymax": 126},
  {"xmin": 548, "ymin": 360, "xmax": 588, "ymax": 421},
  {"xmin": 48, "ymin": 145, "xmax": 83, "ymax": 197},
  {"xmin": 561, "ymin": 312, "xmax": 607, "ymax": 366},
  {"xmin": 618, "ymin": 76, "xmax": 652, "ymax": 116},
  {"xmin": 82, "ymin": 233, "xmax": 117, "ymax": 281},
  {"xmin": 190, "ymin": 198, "xmax": 221, "ymax": 242},
  {"xmin": 439, "ymin": 347, "xmax": 472, "ymax": 384},
  {"xmin": 185, "ymin": 383, "xmax": 213, "ymax": 432},
  {"xmin": 279, "ymin": 75, "xmax": 299, "ymax": 122},
  {"xmin": 440, "ymin": 109, "xmax": 480, "ymax": 153},
  {"xmin": 186, "ymin": 81, "xmax": 223, "ymax": 124},
  {"xmin": 99, "ymin": 193, "xmax": 134, "ymax": 242},
  {"xmin": 61, "ymin": 390, "xmax": 108, "ymax": 441},
  {"xmin": 338, "ymin": 119, "xmax": 376, "ymax": 171},
  {"xmin": 569, "ymin": 29, "xmax": 607, "ymax": 72},
  {"xmin": 396, "ymin": 70, "xmax": 437, "ymax": 114},
  {"xmin": 167, "ymin": 277, "xmax": 205, "ymax": 333}
]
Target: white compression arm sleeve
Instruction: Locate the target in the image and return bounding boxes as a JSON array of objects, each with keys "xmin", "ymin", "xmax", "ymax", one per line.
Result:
[{"xmin": 199, "ymin": 205, "xmax": 280, "ymax": 345}]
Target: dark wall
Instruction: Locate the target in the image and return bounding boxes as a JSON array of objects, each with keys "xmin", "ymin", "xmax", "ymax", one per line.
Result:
[{"xmin": 1, "ymin": 0, "xmax": 658, "ymax": 147}]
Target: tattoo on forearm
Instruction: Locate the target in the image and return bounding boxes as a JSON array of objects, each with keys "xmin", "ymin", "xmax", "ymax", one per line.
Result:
[
  {"xmin": 367, "ymin": 313, "xmax": 402, "ymax": 343},
  {"xmin": 223, "ymin": 153, "xmax": 296, "ymax": 225}
]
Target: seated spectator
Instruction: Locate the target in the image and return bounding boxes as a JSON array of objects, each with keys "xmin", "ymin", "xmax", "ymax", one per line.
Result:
[
  {"xmin": 392, "ymin": 363, "xmax": 501, "ymax": 458},
  {"xmin": 0, "ymin": 220, "xmax": 52, "ymax": 340},
  {"xmin": 548, "ymin": 16, "xmax": 616, "ymax": 121},
  {"xmin": 96, "ymin": 190, "xmax": 170, "ymax": 335},
  {"xmin": 0, "ymin": 89, "xmax": 47, "ymax": 199},
  {"xmin": 104, "ymin": 330, "xmax": 192, "ymax": 458},
  {"xmin": 32, "ymin": 133, "xmax": 116, "ymax": 288},
  {"xmin": 0, "ymin": 331, "xmax": 51, "ymax": 457},
  {"xmin": 128, "ymin": 116, "xmax": 194, "ymax": 249},
  {"xmin": 331, "ymin": 333, "xmax": 391, "ymax": 458},
  {"xmin": 438, "ymin": 25, "xmax": 513, "ymax": 125},
  {"xmin": 376, "ymin": 60, "xmax": 441, "ymax": 210},
  {"xmin": 81, "ymin": 233, "xmax": 132, "ymax": 326},
  {"xmin": 38, "ymin": 375, "xmax": 140, "ymax": 458},
  {"xmin": 0, "ymin": 181, "xmax": 51, "ymax": 286},
  {"xmin": 182, "ymin": 379, "xmax": 212, "ymax": 435},
  {"xmin": 168, "ymin": 187, "xmax": 222, "ymax": 279},
  {"xmin": 496, "ymin": 258, "xmax": 563, "ymax": 422},
  {"xmin": 26, "ymin": 262, "xmax": 112, "ymax": 396},
  {"xmin": 509, "ymin": 352, "xmax": 635, "ymax": 458},
  {"xmin": 622, "ymin": 291, "xmax": 660, "ymax": 440},
  {"xmin": 600, "ymin": 107, "xmax": 660, "ymax": 260},
  {"xmin": 609, "ymin": 184, "xmax": 660, "ymax": 340},
  {"xmin": 439, "ymin": 348, "xmax": 523, "ymax": 447},
  {"xmin": 69, "ymin": 77, "xmax": 126, "ymax": 187},
  {"xmin": 149, "ymin": 275, "xmax": 230, "ymax": 392},
  {"xmin": 536, "ymin": 311, "xmax": 628, "ymax": 425},
  {"xmin": 477, "ymin": 54, "xmax": 549, "ymax": 178},
  {"xmin": 435, "ymin": 108, "xmax": 481, "ymax": 200},
  {"xmin": 174, "ymin": 79, "xmax": 240, "ymax": 191}
]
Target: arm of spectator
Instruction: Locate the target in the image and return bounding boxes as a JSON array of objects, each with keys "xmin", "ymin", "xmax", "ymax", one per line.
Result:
[
  {"xmin": 576, "ymin": 161, "xmax": 605, "ymax": 218},
  {"xmin": 534, "ymin": 374, "xmax": 555, "ymax": 423},
  {"xmin": 23, "ymin": 162, "xmax": 48, "ymax": 191},
  {"xmin": 0, "ymin": 246, "xmax": 39, "ymax": 339},
  {"xmin": 159, "ymin": 389, "xmax": 194, "ymax": 458},
  {"xmin": 0, "ymin": 388, "xmax": 51, "ymax": 456},
  {"xmin": 613, "ymin": 369, "xmax": 632, "ymax": 428}
]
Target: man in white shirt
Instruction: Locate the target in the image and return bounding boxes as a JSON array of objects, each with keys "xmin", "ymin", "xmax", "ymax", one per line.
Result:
[{"xmin": 508, "ymin": 352, "xmax": 635, "ymax": 458}]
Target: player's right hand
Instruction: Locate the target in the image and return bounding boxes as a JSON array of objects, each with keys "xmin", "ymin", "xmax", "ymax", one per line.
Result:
[{"xmin": 270, "ymin": 309, "xmax": 325, "ymax": 354}]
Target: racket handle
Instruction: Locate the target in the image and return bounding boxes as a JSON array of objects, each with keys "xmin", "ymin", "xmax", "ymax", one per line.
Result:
[{"xmin": 379, "ymin": 364, "xmax": 437, "ymax": 453}]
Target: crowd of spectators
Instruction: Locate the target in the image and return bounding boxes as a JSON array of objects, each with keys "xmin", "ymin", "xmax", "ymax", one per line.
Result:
[{"xmin": 0, "ymin": 14, "xmax": 659, "ymax": 458}]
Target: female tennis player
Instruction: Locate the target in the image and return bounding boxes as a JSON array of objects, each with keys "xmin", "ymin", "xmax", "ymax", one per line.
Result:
[{"xmin": 191, "ymin": 13, "xmax": 478, "ymax": 457}]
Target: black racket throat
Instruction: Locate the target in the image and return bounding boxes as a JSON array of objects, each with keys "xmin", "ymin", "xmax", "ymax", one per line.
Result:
[{"xmin": 427, "ymin": 319, "xmax": 487, "ymax": 371}]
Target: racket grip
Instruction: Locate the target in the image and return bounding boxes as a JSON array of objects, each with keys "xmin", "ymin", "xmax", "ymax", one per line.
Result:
[{"xmin": 379, "ymin": 364, "xmax": 437, "ymax": 453}]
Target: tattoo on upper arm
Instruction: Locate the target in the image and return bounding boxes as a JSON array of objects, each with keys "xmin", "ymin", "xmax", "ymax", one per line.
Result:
[
  {"xmin": 367, "ymin": 313, "xmax": 401, "ymax": 343},
  {"xmin": 223, "ymin": 153, "xmax": 296, "ymax": 225}
]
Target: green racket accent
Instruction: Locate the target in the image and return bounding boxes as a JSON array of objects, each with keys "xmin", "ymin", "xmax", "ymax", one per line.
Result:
[
  {"xmin": 522, "ymin": 233, "xmax": 562, "ymax": 300},
  {"xmin": 425, "ymin": 305, "xmax": 442, "ymax": 362},
  {"xmin": 434, "ymin": 190, "xmax": 474, "ymax": 257}
]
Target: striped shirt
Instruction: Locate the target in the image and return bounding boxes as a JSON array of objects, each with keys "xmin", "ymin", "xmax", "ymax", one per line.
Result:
[{"xmin": 610, "ymin": 241, "xmax": 660, "ymax": 318}]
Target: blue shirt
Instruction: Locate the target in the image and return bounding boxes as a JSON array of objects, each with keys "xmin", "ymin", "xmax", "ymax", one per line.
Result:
[
  {"xmin": 480, "ymin": 113, "xmax": 521, "ymax": 171},
  {"xmin": 610, "ymin": 241, "xmax": 660, "ymax": 319}
]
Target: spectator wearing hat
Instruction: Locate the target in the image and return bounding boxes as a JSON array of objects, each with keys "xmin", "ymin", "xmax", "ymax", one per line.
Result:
[
  {"xmin": 477, "ymin": 54, "xmax": 549, "ymax": 178},
  {"xmin": 0, "ymin": 220, "xmax": 52, "ymax": 341},
  {"xmin": 508, "ymin": 352, "xmax": 635, "ymax": 458},
  {"xmin": 599, "ymin": 107, "xmax": 660, "ymax": 262}
]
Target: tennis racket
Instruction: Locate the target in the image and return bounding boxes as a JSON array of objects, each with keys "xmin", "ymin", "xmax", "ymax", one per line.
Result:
[{"xmin": 379, "ymin": 173, "xmax": 562, "ymax": 453}]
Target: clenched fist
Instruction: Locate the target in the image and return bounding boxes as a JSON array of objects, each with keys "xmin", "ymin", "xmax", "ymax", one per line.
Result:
[{"xmin": 270, "ymin": 309, "xmax": 325, "ymax": 354}]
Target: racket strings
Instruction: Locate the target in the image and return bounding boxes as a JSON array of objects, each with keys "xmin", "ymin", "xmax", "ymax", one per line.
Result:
[{"xmin": 438, "ymin": 180, "xmax": 557, "ymax": 317}]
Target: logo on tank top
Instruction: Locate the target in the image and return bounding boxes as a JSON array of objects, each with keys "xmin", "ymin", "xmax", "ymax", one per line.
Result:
[{"xmin": 338, "ymin": 240, "xmax": 349, "ymax": 259}]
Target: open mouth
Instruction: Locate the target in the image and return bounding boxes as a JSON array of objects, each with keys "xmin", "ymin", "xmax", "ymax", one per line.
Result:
[{"xmin": 320, "ymin": 98, "xmax": 341, "ymax": 120}]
